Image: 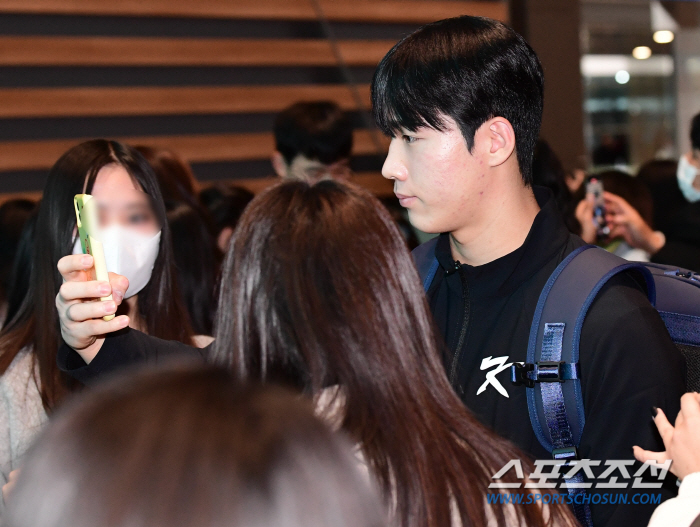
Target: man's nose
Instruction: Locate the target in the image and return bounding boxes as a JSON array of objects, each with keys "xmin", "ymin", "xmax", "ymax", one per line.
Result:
[{"xmin": 381, "ymin": 139, "xmax": 408, "ymax": 182}]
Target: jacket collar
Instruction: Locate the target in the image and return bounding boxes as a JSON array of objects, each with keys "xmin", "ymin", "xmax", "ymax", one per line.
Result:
[{"xmin": 434, "ymin": 186, "xmax": 571, "ymax": 297}]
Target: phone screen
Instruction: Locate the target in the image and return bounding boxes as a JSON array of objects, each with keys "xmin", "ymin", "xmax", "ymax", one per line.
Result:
[{"xmin": 586, "ymin": 178, "xmax": 610, "ymax": 238}]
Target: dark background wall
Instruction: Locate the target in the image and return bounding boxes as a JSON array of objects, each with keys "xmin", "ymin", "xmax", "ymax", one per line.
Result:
[
  {"xmin": 0, "ymin": 1, "xmax": 507, "ymax": 198},
  {"xmin": 510, "ymin": 0, "xmax": 586, "ymax": 172}
]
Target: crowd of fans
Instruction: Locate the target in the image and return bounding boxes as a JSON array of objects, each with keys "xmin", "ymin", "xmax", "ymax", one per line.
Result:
[{"xmin": 0, "ymin": 14, "xmax": 698, "ymax": 527}]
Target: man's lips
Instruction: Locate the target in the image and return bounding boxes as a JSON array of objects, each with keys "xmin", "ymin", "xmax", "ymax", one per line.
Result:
[{"xmin": 395, "ymin": 193, "xmax": 416, "ymax": 206}]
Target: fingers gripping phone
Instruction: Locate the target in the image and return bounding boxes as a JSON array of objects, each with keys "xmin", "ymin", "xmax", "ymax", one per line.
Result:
[
  {"xmin": 586, "ymin": 177, "xmax": 610, "ymax": 239},
  {"xmin": 74, "ymin": 194, "xmax": 114, "ymax": 321}
]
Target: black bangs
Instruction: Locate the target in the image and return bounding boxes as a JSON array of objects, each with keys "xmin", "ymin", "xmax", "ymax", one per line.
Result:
[{"xmin": 371, "ymin": 45, "xmax": 449, "ymax": 138}]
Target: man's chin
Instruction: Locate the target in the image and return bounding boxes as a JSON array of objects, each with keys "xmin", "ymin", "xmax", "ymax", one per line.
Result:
[{"xmin": 406, "ymin": 211, "xmax": 443, "ymax": 235}]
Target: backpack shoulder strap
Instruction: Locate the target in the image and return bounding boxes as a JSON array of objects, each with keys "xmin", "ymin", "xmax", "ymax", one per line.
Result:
[
  {"xmin": 641, "ymin": 262, "xmax": 700, "ymax": 344},
  {"xmin": 641, "ymin": 263, "xmax": 700, "ymax": 392},
  {"xmin": 512, "ymin": 245, "xmax": 655, "ymax": 527},
  {"xmin": 412, "ymin": 237, "xmax": 440, "ymax": 292}
]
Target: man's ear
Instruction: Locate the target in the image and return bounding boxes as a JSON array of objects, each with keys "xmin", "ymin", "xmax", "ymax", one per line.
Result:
[
  {"xmin": 483, "ymin": 117, "xmax": 516, "ymax": 168},
  {"xmin": 271, "ymin": 151, "xmax": 288, "ymax": 178}
]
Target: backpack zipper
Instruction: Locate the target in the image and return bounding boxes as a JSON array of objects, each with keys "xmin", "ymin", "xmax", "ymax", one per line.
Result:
[{"xmin": 449, "ymin": 261, "xmax": 471, "ymax": 390}]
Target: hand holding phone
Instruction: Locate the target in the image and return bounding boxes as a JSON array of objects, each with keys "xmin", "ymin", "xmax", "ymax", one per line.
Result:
[
  {"xmin": 74, "ymin": 194, "xmax": 114, "ymax": 321},
  {"xmin": 585, "ymin": 178, "xmax": 610, "ymax": 239}
]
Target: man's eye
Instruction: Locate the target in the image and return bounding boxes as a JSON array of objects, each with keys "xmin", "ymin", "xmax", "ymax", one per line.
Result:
[{"xmin": 403, "ymin": 135, "xmax": 417, "ymax": 144}]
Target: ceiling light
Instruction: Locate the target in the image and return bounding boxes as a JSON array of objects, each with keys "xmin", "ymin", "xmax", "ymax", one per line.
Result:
[
  {"xmin": 615, "ymin": 70, "xmax": 630, "ymax": 84},
  {"xmin": 632, "ymin": 46, "xmax": 652, "ymax": 60},
  {"xmin": 653, "ymin": 30, "xmax": 675, "ymax": 44}
]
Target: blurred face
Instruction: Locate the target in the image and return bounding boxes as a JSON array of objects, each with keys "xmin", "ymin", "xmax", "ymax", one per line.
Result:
[
  {"xmin": 287, "ymin": 155, "xmax": 351, "ymax": 182},
  {"xmin": 90, "ymin": 164, "xmax": 159, "ymax": 235},
  {"xmin": 691, "ymin": 149, "xmax": 700, "ymax": 169},
  {"xmin": 382, "ymin": 117, "xmax": 490, "ymax": 234}
]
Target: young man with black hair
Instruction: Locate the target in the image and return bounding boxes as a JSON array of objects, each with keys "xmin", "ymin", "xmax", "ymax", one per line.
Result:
[
  {"xmin": 371, "ymin": 16, "xmax": 686, "ymax": 527},
  {"xmin": 271, "ymin": 101, "xmax": 353, "ymax": 182}
]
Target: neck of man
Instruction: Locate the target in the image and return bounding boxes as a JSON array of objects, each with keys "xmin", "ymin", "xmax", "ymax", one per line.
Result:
[{"xmin": 449, "ymin": 171, "xmax": 540, "ymax": 267}]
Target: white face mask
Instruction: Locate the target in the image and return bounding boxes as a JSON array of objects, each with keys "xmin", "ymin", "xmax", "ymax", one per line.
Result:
[
  {"xmin": 677, "ymin": 154, "xmax": 700, "ymax": 203},
  {"xmin": 73, "ymin": 225, "xmax": 161, "ymax": 299}
]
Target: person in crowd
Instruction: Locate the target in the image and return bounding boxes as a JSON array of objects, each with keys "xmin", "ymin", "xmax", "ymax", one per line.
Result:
[
  {"xmin": 640, "ymin": 159, "xmax": 700, "ymax": 271},
  {"xmin": 135, "ymin": 145, "xmax": 200, "ymax": 208},
  {"xmin": 566, "ymin": 168, "xmax": 586, "ymax": 194},
  {"xmin": 588, "ymin": 161, "xmax": 700, "ymax": 271},
  {"xmin": 2, "ymin": 214, "xmax": 37, "ymax": 332},
  {"xmin": 166, "ymin": 202, "xmax": 221, "ymax": 336},
  {"xmin": 637, "ymin": 160, "xmax": 686, "ymax": 234},
  {"xmin": 531, "ymin": 140, "xmax": 581, "ymax": 236},
  {"xmin": 676, "ymin": 113, "xmax": 700, "ymax": 204},
  {"xmin": 272, "ymin": 101, "xmax": 353, "ymax": 182},
  {"xmin": 136, "ymin": 145, "xmax": 221, "ymax": 334},
  {"xmin": 199, "ymin": 185, "xmax": 254, "ymax": 253},
  {"xmin": 370, "ymin": 15, "xmax": 684, "ymax": 526},
  {"xmin": 4, "ymin": 365, "xmax": 385, "ymax": 527},
  {"xmin": 0, "ymin": 199, "xmax": 37, "ymax": 326},
  {"xmin": 273, "ymin": 100, "xmax": 419, "ymax": 249},
  {"xmin": 0, "ymin": 140, "xmax": 200, "ymax": 500},
  {"xmin": 592, "ymin": 134, "xmax": 629, "ymax": 167},
  {"xmin": 634, "ymin": 393, "xmax": 700, "ymax": 527},
  {"xmin": 575, "ymin": 170, "xmax": 656, "ymax": 261},
  {"xmin": 602, "ymin": 170, "xmax": 654, "ymax": 261},
  {"xmin": 56, "ymin": 180, "xmax": 578, "ymax": 527}
]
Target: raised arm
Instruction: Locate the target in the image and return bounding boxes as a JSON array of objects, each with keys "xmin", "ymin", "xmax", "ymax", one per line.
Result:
[
  {"xmin": 55, "ymin": 254, "xmax": 130, "ymax": 363},
  {"xmin": 55, "ymin": 254, "xmax": 209, "ymax": 385}
]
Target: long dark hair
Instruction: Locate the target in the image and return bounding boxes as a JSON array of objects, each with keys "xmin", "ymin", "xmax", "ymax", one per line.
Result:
[
  {"xmin": 3, "ymin": 211, "xmax": 38, "ymax": 327},
  {"xmin": 134, "ymin": 145, "xmax": 199, "ymax": 208},
  {"xmin": 0, "ymin": 198, "xmax": 37, "ymax": 308},
  {"xmin": 6, "ymin": 366, "xmax": 384, "ymax": 527},
  {"xmin": 0, "ymin": 139, "xmax": 194, "ymax": 411},
  {"xmin": 166, "ymin": 202, "xmax": 221, "ymax": 335},
  {"xmin": 213, "ymin": 180, "xmax": 576, "ymax": 527}
]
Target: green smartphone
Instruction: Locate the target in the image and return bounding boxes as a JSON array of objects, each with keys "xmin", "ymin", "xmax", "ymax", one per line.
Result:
[{"xmin": 74, "ymin": 194, "xmax": 114, "ymax": 321}]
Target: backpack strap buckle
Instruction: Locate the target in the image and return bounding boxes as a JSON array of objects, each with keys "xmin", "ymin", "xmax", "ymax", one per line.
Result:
[
  {"xmin": 510, "ymin": 362, "xmax": 535, "ymax": 388},
  {"xmin": 511, "ymin": 361, "xmax": 579, "ymax": 388},
  {"xmin": 536, "ymin": 360, "xmax": 566, "ymax": 382}
]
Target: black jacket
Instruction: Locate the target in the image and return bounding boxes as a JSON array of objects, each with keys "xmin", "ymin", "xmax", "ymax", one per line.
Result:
[{"xmin": 423, "ymin": 187, "xmax": 686, "ymax": 527}]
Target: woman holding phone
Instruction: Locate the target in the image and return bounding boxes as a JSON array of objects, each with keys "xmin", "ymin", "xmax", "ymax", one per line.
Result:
[{"xmin": 0, "ymin": 140, "xmax": 201, "ymax": 500}]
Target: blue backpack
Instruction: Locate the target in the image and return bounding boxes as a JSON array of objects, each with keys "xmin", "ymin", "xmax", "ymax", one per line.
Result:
[{"xmin": 414, "ymin": 239, "xmax": 700, "ymax": 527}]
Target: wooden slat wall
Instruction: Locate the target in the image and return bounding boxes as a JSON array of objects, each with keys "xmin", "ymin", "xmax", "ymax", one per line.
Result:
[
  {"xmin": 0, "ymin": 0, "xmax": 507, "ymax": 23},
  {"xmin": 0, "ymin": 130, "xmax": 389, "ymax": 171},
  {"xmin": 0, "ymin": 0, "xmax": 506, "ymax": 198},
  {"xmin": 0, "ymin": 85, "xmax": 372, "ymax": 118},
  {"xmin": 0, "ymin": 37, "xmax": 395, "ymax": 66},
  {"xmin": 0, "ymin": 172, "xmax": 394, "ymax": 205}
]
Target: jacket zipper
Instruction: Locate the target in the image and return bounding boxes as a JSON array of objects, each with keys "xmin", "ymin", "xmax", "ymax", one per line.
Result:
[{"xmin": 449, "ymin": 261, "xmax": 470, "ymax": 390}]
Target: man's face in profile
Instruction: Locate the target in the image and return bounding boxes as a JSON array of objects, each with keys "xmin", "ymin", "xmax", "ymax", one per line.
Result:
[{"xmin": 381, "ymin": 116, "xmax": 493, "ymax": 235}]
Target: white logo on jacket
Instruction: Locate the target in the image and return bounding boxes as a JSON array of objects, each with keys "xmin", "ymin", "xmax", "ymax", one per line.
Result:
[{"xmin": 477, "ymin": 356, "xmax": 513, "ymax": 398}]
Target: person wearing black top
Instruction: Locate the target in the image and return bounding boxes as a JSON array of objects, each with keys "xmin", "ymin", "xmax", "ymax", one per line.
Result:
[
  {"xmin": 368, "ymin": 16, "xmax": 685, "ymax": 527},
  {"xmin": 421, "ymin": 188, "xmax": 685, "ymax": 526}
]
